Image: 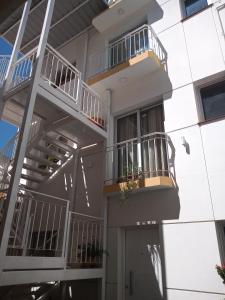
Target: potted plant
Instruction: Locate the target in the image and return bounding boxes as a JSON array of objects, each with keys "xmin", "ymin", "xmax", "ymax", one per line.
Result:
[
  {"xmin": 216, "ymin": 264, "xmax": 225, "ymax": 283},
  {"xmin": 78, "ymin": 241, "xmax": 104, "ymax": 268}
]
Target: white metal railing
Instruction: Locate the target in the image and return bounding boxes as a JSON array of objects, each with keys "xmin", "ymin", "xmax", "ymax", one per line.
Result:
[
  {"xmin": 0, "ymin": 55, "xmax": 10, "ymax": 87},
  {"xmin": 67, "ymin": 212, "xmax": 104, "ymax": 268},
  {"xmin": 105, "ymin": 132, "xmax": 170, "ymax": 183},
  {"xmin": 3, "ymin": 44, "xmax": 107, "ymax": 130},
  {"xmin": 81, "ymin": 83, "xmax": 106, "ymax": 128},
  {"xmin": 7, "ymin": 47, "xmax": 37, "ymax": 90},
  {"xmin": 7, "ymin": 188, "xmax": 69, "ymax": 257},
  {"xmin": 42, "ymin": 45, "xmax": 81, "ymax": 104},
  {"xmin": 88, "ymin": 24, "xmax": 167, "ymax": 78}
]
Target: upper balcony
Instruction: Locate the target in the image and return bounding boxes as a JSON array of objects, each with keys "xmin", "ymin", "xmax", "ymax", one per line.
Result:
[
  {"xmin": 86, "ymin": 24, "xmax": 167, "ymax": 91},
  {"xmin": 93, "ymin": 0, "xmax": 153, "ymax": 33}
]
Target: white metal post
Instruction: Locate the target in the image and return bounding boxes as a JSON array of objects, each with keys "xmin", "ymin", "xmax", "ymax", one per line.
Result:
[
  {"xmin": 0, "ymin": 0, "xmax": 56, "ymax": 265},
  {"xmin": 101, "ymin": 196, "xmax": 108, "ymax": 300},
  {"xmin": 105, "ymin": 89, "xmax": 113, "ymax": 183},
  {"xmin": 0, "ymin": 0, "xmax": 32, "ymax": 118},
  {"xmin": 68, "ymin": 148, "xmax": 80, "ymax": 213}
]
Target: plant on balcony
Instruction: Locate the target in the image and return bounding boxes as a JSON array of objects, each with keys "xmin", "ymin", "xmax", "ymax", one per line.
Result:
[
  {"xmin": 119, "ymin": 166, "xmax": 143, "ymax": 203},
  {"xmin": 216, "ymin": 264, "xmax": 225, "ymax": 283},
  {"xmin": 78, "ymin": 241, "xmax": 105, "ymax": 268}
]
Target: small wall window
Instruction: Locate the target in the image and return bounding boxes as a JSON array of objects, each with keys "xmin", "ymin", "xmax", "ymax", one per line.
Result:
[
  {"xmin": 200, "ymin": 80, "xmax": 225, "ymax": 121},
  {"xmin": 184, "ymin": 0, "xmax": 208, "ymax": 17}
]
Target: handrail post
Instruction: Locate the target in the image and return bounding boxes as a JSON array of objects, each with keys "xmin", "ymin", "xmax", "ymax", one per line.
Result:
[{"xmin": 62, "ymin": 202, "xmax": 70, "ymax": 260}]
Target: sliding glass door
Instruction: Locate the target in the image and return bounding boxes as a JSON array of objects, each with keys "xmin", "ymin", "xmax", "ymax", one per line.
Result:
[{"xmin": 116, "ymin": 104, "xmax": 167, "ymax": 182}]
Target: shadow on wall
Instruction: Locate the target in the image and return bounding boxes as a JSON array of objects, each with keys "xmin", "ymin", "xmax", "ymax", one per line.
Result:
[{"xmin": 107, "ymin": 137, "xmax": 180, "ymax": 227}]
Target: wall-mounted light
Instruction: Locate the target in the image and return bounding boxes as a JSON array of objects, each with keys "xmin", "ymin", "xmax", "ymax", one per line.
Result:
[{"xmin": 181, "ymin": 136, "xmax": 190, "ymax": 154}]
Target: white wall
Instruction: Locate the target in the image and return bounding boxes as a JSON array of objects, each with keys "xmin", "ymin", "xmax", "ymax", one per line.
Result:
[{"xmin": 163, "ymin": 222, "xmax": 224, "ymax": 294}]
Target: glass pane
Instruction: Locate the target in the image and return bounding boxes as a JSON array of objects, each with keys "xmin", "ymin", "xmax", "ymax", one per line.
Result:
[
  {"xmin": 140, "ymin": 104, "xmax": 164, "ymax": 136},
  {"xmin": 201, "ymin": 80, "xmax": 225, "ymax": 121},
  {"xmin": 185, "ymin": 0, "xmax": 208, "ymax": 17},
  {"xmin": 117, "ymin": 113, "xmax": 137, "ymax": 143}
]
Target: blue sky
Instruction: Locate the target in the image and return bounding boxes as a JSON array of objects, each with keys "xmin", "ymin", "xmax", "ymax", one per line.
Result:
[{"xmin": 0, "ymin": 37, "xmax": 17, "ymax": 151}]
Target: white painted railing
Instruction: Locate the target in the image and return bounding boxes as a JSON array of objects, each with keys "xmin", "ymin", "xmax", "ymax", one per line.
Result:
[
  {"xmin": 88, "ymin": 24, "xmax": 167, "ymax": 78},
  {"xmin": 42, "ymin": 45, "xmax": 82, "ymax": 104},
  {"xmin": 67, "ymin": 212, "xmax": 104, "ymax": 268},
  {"xmin": 81, "ymin": 83, "xmax": 106, "ymax": 128},
  {"xmin": 7, "ymin": 189, "xmax": 70, "ymax": 257},
  {"xmin": 0, "ymin": 55, "xmax": 10, "ymax": 87},
  {"xmin": 7, "ymin": 47, "xmax": 37, "ymax": 90},
  {"xmin": 3, "ymin": 45, "xmax": 107, "ymax": 130},
  {"xmin": 105, "ymin": 132, "xmax": 170, "ymax": 183}
]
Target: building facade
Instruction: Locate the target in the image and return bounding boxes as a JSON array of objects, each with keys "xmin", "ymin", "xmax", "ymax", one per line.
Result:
[{"xmin": 0, "ymin": 0, "xmax": 225, "ymax": 299}]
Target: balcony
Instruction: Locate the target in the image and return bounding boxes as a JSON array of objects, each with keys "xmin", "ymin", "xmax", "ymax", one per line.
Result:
[
  {"xmin": 0, "ymin": 45, "xmax": 107, "ymax": 132},
  {"xmin": 87, "ymin": 25, "xmax": 167, "ymax": 91},
  {"xmin": 104, "ymin": 132, "xmax": 174, "ymax": 195},
  {"xmin": 93, "ymin": 0, "xmax": 153, "ymax": 32}
]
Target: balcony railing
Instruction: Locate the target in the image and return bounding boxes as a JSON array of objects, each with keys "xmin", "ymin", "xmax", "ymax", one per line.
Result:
[
  {"xmin": 7, "ymin": 189, "xmax": 70, "ymax": 257},
  {"xmin": 67, "ymin": 212, "xmax": 104, "ymax": 269},
  {"xmin": 87, "ymin": 24, "xmax": 167, "ymax": 78},
  {"xmin": 105, "ymin": 132, "xmax": 170, "ymax": 184},
  {"xmin": 2, "ymin": 186, "xmax": 104, "ymax": 270},
  {"xmin": 42, "ymin": 45, "xmax": 81, "ymax": 105},
  {"xmin": 2, "ymin": 45, "xmax": 107, "ymax": 130},
  {"xmin": 81, "ymin": 83, "xmax": 106, "ymax": 128}
]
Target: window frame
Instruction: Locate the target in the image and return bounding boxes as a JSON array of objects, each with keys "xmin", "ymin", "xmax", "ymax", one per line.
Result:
[
  {"xmin": 181, "ymin": 0, "xmax": 209, "ymax": 19},
  {"xmin": 114, "ymin": 102, "xmax": 165, "ymax": 181},
  {"xmin": 196, "ymin": 77, "xmax": 225, "ymax": 123}
]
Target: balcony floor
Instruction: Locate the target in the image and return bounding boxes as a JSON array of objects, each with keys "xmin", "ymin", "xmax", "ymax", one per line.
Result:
[
  {"xmin": 87, "ymin": 50, "xmax": 162, "ymax": 91},
  {"xmin": 104, "ymin": 176, "xmax": 174, "ymax": 195}
]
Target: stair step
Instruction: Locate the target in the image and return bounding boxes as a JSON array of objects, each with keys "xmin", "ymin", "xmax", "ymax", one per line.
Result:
[
  {"xmin": 26, "ymin": 154, "xmax": 58, "ymax": 168},
  {"xmin": 35, "ymin": 145, "xmax": 65, "ymax": 161},
  {"xmin": 45, "ymin": 135, "xmax": 75, "ymax": 153},
  {"xmin": 21, "ymin": 173, "xmax": 44, "ymax": 183},
  {"xmin": 23, "ymin": 163, "xmax": 51, "ymax": 176}
]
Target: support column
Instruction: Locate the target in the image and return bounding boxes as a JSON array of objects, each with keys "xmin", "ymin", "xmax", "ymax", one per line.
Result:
[
  {"xmin": 102, "ymin": 89, "xmax": 111, "ymax": 300},
  {"xmin": 0, "ymin": 0, "xmax": 32, "ymax": 118},
  {"xmin": 0, "ymin": 0, "xmax": 55, "ymax": 264}
]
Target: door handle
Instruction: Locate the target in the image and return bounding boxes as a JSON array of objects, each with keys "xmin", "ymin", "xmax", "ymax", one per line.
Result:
[{"xmin": 129, "ymin": 270, "xmax": 134, "ymax": 296}]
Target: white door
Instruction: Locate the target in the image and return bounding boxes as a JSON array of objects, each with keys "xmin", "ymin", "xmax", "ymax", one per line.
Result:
[{"xmin": 125, "ymin": 227, "xmax": 163, "ymax": 300}]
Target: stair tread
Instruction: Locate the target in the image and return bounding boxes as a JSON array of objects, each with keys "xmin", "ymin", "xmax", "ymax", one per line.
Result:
[
  {"xmin": 21, "ymin": 173, "xmax": 43, "ymax": 183},
  {"xmin": 45, "ymin": 135, "xmax": 75, "ymax": 153},
  {"xmin": 23, "ymin": 163, "xmax": 51, "ymax": 176},
  {"xmin": 34, "ymin": 144, "xmax": 65, "ymax": 161},
  {"xmin": 26, "ymin": 154, "xmax": 58, "ymax": 167}
]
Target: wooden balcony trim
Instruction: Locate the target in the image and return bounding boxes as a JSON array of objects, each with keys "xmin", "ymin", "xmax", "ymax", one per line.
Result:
[
  {"xmin": 104, "ymin": 176, "xmax": 174, "ymax": 194},
  {"xmin": 86, "ymin": 50, "xmax": 161, "ymax": 86}
]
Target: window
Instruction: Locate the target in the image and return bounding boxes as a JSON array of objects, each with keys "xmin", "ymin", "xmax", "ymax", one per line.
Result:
[
  {"xmin": 200, "ymin": 80, "xmax": 225, "ymax": 121},
  {"xmin": 116, "ymin": 104, "xmax": 168, "ymax": 181},
  {"xmin": 184, "ymin": 0, "xmax": 208, "ymax": 17}
]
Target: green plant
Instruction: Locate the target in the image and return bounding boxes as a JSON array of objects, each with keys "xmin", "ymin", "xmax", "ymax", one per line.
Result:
[
  {"xmin": 216, "ymin": 264, "xmax": 225, "ymax": 283},
  {"xmin": 78, "ymin": 241, "xmax": 108, "ymax": 262},
  {"xmin": 119, "ymin": 166, "xmax": 143, "ymax": 203}
]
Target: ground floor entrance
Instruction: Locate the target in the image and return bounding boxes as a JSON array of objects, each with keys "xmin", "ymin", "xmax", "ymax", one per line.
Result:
[{"xmin": 125, "ymin": 226, "xmax": 163, "ymax": 300}]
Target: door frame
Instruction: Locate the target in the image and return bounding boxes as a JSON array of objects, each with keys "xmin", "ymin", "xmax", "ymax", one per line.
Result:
[{"xmin": 117, "ymin": 225, "xmax": 165, "ymax": 300}]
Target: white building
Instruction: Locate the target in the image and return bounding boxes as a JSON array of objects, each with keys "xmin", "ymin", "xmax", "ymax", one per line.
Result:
[{"xmin": 0, "ymin": 0, "xmax": 225, "ymax": 299}]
